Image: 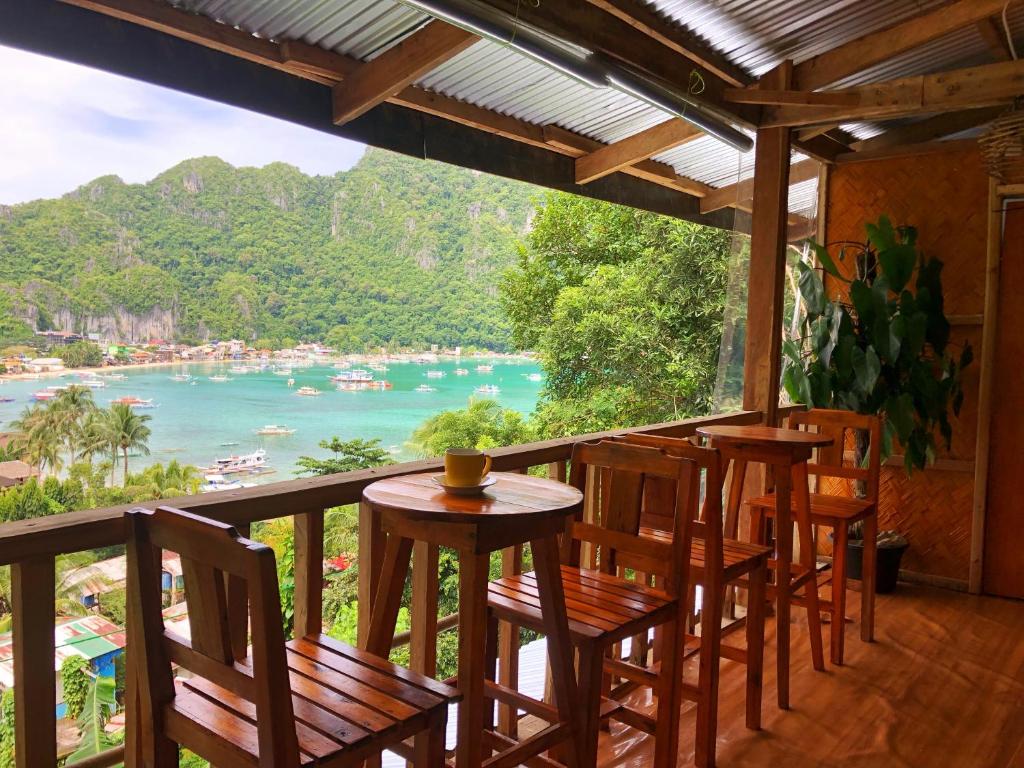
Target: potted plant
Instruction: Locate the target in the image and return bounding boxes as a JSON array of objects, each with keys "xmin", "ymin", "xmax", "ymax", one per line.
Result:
[{"xmin": 782, "ymin": 215, "xmax": 972, "ymax": 592}]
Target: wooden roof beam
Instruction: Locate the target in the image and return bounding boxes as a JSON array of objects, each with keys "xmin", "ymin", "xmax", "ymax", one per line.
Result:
[
  {"xmin": 331, "ymin": 21, "xmax": 478, "ymax": 125},
  {"xmin": 574, "ymin": 119, "xmax": 703, "ymax": 184},
  {"xmin": 849, "ymin": 106, "xmax": 1004, "ymax": 153},
  {"xmin": 700, "ymin": 158, "xmax": 819, "ymax": 214},
  {"xmin": 793, "ymin": 0, "xmax": 1010, "ymax": 90},
  {"xmin": 976, "ymin": 16, "xmax": 1015, "ymax": 62},
  {"xmin": 763, "ymin": 59, "xmax": 1024, "ymax": 127}
]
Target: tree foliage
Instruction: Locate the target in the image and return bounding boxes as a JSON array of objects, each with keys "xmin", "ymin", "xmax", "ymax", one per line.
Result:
[
  {"xmin": 783, "ymin": 216, "xmax": 971, "ymax": 472},
  {"xmin": 409, "ymin": 398, "xmax": 535, "ymax": 457},
  {"xmin": 296, "ymin": 437, "xmax": 392, "ymax": 476},
  {"xmin": 59, "ymin": 341, "xmax": 104, "ymax": 368},
  {"xmin": 61, "ymin": 655, "xmax": 91, "ymax": 721},
  {"xmin": 501, "ymin": 192, "xmax": 731, "ymax": 437},
  {"xmin": 66, "ymin": 675, "xmax": 119, "ymax": 764},
  {"xmin": 0, "ymin": 150, "xmax": 536, "ymax": 350}
]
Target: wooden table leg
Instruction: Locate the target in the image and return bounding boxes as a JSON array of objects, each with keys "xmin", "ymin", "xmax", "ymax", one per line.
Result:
[
  {"xmin": 531, "ymin": 535, "xmax": 581, "ymax": 768},
  {"xmin": 455, "ymin": 550, "xmax": 490, "ymax": 768},
  {"xmin": 774, "ymin": 463, "xmax": 793, "ymax": 710},
  {"xmin": 365, "ymin": 534, "xmax": 414, "ymax": 658},
  {"xmin": 792, "ymin": 463, "xmax": 825, "ymax": 672}
]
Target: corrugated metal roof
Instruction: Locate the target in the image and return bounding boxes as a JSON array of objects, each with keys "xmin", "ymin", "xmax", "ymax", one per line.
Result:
[{"xmin": 173, "ymin": 0, "xmax": 1012, "ymax": 208}]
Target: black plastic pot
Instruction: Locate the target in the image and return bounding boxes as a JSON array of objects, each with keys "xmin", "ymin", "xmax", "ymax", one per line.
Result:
[{"xmin": 845, "ymin": 538, "xmax": 908, "ymax": 594}]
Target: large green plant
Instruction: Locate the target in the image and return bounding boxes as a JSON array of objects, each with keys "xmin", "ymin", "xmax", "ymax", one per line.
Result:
[
  {"xmin": 65, "ymin": 675, "xmax": 118, "ymax": 764},
  {"xmin": 782, "ymin": 216, "xmax": 971, "ymax": 472}
]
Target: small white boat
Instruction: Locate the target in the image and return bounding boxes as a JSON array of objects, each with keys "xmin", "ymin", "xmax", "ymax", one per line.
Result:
[
  {"xmin": 255, "ymin": 424, "xmax": 296, "ymax": 436},
  {"xmin": 415, "ymin": 384, "xmax": 436, "ymax": 392},
  {"xmin": 455, "ymin": 368, "xmax": 469, "ymax": 376},
  {"xmin": 103, "ymin": 373, "xmax": 126, "ymax": 380},
  {"xmin": 425, "ymin": 370, "xmax": 445, "ymax": 379},
  {"xmin": 368, "ymin": 362, "xmax": 388, "ymax": 372},
  {"xmin": 81, "ymin": 378, "xmax": 107, "ymax": 388},
  {"xmin": 527, "ymin": 373, "xmax": 543, "ymax": 382},
  {"xmin": 204, "ymin": 449, "xmax": 267, "ymax": 475},
  {"xmin": 287, "ymin": 378, "xmax": 295, "ymax": 388},
  {"xmin": 330, "ymin": 369, "xmax": 373, "ymax": 383},
  {"xmin": 229, "ymin": 365, "xmax": 251, "ymax": 374},
  {"xmin": 170, "ymin": 373, "xmax": 193, "ymax": 382},
  {"xmin": 274, "ymin": 367, "xmax": 293, "ymax": 376},
  {"xmin": 112, "ymin": 396, "xmax": 156, "ymax": 409},
  {"xmin": 475, "ymin": 365, "xmax": 494, "ymax": 373},
  {"xmin": 209, "ymin": 375, "xmax": 231, "ymax": 383},
  {"xmin": 295, "ymin": 386, "xmax": 321, "ymax": 396},
  {"xmin": 475, "ymin": 384, "xmax": 501, "ymax": 395},
  {"xmin": 201, "ymin": 473, "xmax": 257, "ymax": 493}
]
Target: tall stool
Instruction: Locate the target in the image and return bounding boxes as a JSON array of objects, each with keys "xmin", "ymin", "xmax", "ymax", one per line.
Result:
[
  {"xmin": 361, "ymin": 471, "xmax": 584, "ymax": 768},
  {"xmin": 747, "ymin": 409, "xmax": 881, "ymax": 664},
  {"xmin": 697, "ymin": 424, "xmax": 831, "ymax": 710}
]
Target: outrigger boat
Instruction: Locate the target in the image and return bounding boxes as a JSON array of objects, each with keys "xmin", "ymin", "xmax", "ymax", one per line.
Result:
[
  {"xmin": 425, "ymin": 370, "xmax": 445, "ymax": 378},
  {"xmin": 329, "ymin": 369, "xmax": 373, "ymax": 383},
  {"xmin": 475, "ymin": 364, "xmax": 494, "ymax": 373},
  {"xmin": 415, "ymin": 384, "xmax": 436, "ymax": 392},
  {"xmin": 202, "ymin": 449, "xmax": 267, "ymax": 476},
  {"xmin": 111, "ymin": 396, "xmax": 156, "ymax": 409},
  {"xmin": 475, "ymin": 384, "xmax": 501, "ymax": 395},
  {"xmin": 209, "ymin": 375, "xmax": 231, "ymax": 383},
  {"xmin": 455, "ymin": 368, "xmax": 469, "ymax": 376},
  {"xmin": 295, "ymin": 386, "xmax": 321, "ymax": 396},
  {"xmin": 255, "ymin": 424, "xmax": 296, "ymax": 436}
]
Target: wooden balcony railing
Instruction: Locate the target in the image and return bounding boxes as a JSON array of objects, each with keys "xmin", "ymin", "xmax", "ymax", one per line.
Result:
[{"xmin": 0, "ymin": 409, "xmax": 772, "ymax": 768}]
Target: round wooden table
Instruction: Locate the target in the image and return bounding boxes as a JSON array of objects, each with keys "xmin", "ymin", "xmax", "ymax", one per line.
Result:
[
  {"xmin": 362, "ymin": 471, "xmax": 584, "ymax": 768},
  {"xmin": 697, "ymin": 424, "xmax": 833, "ymax": 710}
]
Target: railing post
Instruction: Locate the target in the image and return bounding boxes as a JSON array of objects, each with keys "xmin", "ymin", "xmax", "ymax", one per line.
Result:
[
  {"xmin": 293, "ymin": 512, "xmax": 324, "ymax": 638},
  {"xmin": 12, "ymin": 556, "xmax": 56, "ymax": 768},
  {"xmin": 357, "ymin": 500, "xmax": 384, "ymax": 647}
]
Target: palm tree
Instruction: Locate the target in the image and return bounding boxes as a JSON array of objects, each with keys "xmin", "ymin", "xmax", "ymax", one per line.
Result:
[
  {"xmin": 101, "ymin": 403, "xmax": 152, "ymax": 485},
  {"xmin": 8, "ymin": 404, "xmax": 62, "ymax": 478},
  {"xmin": 126, "ymin": 460, "xmax": 200, "ymax": 498},
  {"xmin": 51, "ymin": 386, "xmax": 96, "ymax": 464}
]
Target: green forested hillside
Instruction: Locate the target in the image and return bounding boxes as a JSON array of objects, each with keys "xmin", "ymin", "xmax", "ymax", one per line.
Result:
[{"xmin": 0, "ymin": 149, "xmax": 537, "ymax": 350}]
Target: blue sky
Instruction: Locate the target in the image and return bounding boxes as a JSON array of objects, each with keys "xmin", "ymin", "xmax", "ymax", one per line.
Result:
[{"xmin": 0, "ymin": 45, "xmax": 367, "ymax": 205}]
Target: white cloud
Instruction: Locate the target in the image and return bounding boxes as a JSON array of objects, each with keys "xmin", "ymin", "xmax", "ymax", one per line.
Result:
[{"xmin": 0, "ymin": 45, "xmax": 367, "ymax": 205}]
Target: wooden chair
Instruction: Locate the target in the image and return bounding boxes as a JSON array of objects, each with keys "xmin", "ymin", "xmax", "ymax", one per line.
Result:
[
  {"xmin": 613, "ymin": 433, "xmax": 769, "ymax": 768},
  {"xmin": 746, "ymin": 409, "xmax": 881, "ymax": 665},
  {"xmin": 125, "ymin": 506, "xmax": 459, "ymax": 767},
  {"xmin": 486, "ymin": 441, "xmax": 699, "ymax": 768}
]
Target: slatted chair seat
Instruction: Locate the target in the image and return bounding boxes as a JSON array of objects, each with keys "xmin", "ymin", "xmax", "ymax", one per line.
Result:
[
  {"xmin": 169, "ymin": 635, "xmax": 454, "ymax": 766},
  {"xmin": 636, "ymin": 526, "xmax": 772, "ymax": 582},
  {"xmin": 488, "ymin": 565, "xmax": 675, "ymax": 643},
  {"xmin": 748, "ymin": 492, "xmax": 873, "ymax": 522},
  {"xmin": 126, "ymin": 506, "xmax": 459, "ymax": 768}
]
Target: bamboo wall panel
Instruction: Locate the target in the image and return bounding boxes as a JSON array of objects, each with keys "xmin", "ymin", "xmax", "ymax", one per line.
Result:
[{"xmin": 825, "ymin": 147, "xmax": 986, "ymax": 581}]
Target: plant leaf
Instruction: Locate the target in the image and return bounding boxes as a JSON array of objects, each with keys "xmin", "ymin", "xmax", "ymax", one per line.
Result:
[
  {"xmin": 66, "ymin": 676, "xmax": 118, "ymax": 764},
  {"xmin": 797, "ymin": 261, "xmax": 825, "ymax": 316},
  {"xmin": 849, "ymin": 280, "xmax": 876, "ymax": 326},
  {"xmin": 852, "ymin": 345, "xmax": 881, "ymax": 395},
  {"xmin": 866, "ymin": 215, "xmax": 896, "ymax": 252},
  {"xmin": 811, "ymin": 241, "xmax": 845, "ymax": 280},
  {"xmin": 877, "ymin": 244, "xmax": 917, "ymax": 293}
]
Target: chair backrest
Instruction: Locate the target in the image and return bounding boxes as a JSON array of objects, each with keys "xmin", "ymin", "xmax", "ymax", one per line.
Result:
[
  {"xmin": 787, "ymin": 408, "xmax": 882, "ymax": 503},
  {"xmin": 126, "ymin": 506, "xmax": 300, "ymax": 765},
  {"xmin": 566, "ymin": 440, "xmax": 700, "ymax": 598}
]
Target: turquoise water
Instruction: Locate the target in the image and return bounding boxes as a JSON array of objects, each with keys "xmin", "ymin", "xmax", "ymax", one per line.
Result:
[{"xmin": 0, "ymin": 358, "xmax": 542, "ymax": 480}]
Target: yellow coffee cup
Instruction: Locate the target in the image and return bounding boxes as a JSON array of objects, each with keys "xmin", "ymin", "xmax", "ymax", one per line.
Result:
[{"xmin": 444, "ymin": 448, "xmax": 492, "ymax": 487}]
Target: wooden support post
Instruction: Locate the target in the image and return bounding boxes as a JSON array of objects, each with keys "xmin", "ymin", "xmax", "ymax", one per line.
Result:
[
  {"xmin": 410, "ymin": 541, "xmax": 440, "ymax": 675},
  {"xmin": 357, "ymin": 500, "xmax": 384, "ymax": 648},
  {"xmin": 12, "ymin": 556, "xmax": 56, "ymax": 768},
  {"xmin": 743, "ymin": 60, "xmax": 795, "ymax": 430},
  {"xmin": 293, "ymin": 512, "xmax": 324, "ymax": 638},
  {"xmin": 970, "ymin": 177, "xmax": 1002, "ymax": 594}
]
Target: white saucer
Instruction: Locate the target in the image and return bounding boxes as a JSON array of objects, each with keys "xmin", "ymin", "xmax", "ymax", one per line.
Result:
[{"xmin": 432, "ymin": 474, "xmax": 497, "ymax": 497}]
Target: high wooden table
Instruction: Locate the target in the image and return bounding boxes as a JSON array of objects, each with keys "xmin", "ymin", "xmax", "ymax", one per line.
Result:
[
  {"xmin": 362, "ymin": 471, "xmax": 584, "ymax": 768},
  {"xmin": 697, "ymin": 425, "xmax": 832, "ymax": 710}
]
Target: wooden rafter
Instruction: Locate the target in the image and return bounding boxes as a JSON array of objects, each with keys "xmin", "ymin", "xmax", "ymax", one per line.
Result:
[
  {"xmin": 976, "ymin": 16, "xmax": 1015, "ymax": 62},
  {"xmin": 849, "ymin": 106, "xmax": 1004, "ymax": 153},
  {"xmin": 700, "ymin": 159, "xmax": 819, "ymax": 214},
  {"xmin": 580, "ymin": 0, "xmax": 750, "ymax": 87},
  {"xmin": 331, "ymin": 21, "xmax": 478, "ymax": 125},
  {"xmin": 575, "ymin": 119, "xmax": 703, "ymax": 184},
  {"xmin": 793, "ymin": 0, "xmax": 1010, "ymax": 90},
  {"xmin": 763, "ymin": 59, "xmax": 1024, "ymax": 127},
  {"xmin": 724, "ymin": 89, "xmax": 860, "ymax": 107}
]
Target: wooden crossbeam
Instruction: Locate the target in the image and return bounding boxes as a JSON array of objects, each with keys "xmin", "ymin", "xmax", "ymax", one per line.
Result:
[
  {"xmin": 793, "ymin": 0, "xmax": 1010, "ymax": 90},
  {"xmin": 724, "ymin": 89, "xmax": 860, "ymax": 107},
  {"xmin": 764, "ymin": 59, "xmax": 1024, "ymax": 127},
  {"xmin": 849, "ymin": 107, "xmax": 1003, "ymax": 153},
  {"xmin": 581, "ymin": 0, "xmax": 750, "ymax": 87},
  {"xmin": 332, "ymin": 21, "xmax": 478, "ymax": 125},
  {"xmin": 575, "ymin": 118, "xmax": 703, "ymax": 184},
  {"xmin": 700, "ymin": 159, "xmax": 819, "ymax": 214}
]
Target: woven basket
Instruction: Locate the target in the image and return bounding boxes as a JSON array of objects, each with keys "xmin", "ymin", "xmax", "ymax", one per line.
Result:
[{"xmin": 979, "ymin": 101, "xmax": 1024, "ymax": 182}]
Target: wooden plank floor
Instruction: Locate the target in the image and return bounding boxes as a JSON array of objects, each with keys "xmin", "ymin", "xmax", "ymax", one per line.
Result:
[{"xmin": 594, "ymin": 584, "xmax": 1024, "ymax": 767}]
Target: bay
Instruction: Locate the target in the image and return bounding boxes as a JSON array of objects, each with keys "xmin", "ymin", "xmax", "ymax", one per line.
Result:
[{"xmin": 0, "ymin": 358, "xmax": 542, "ymax": 480}]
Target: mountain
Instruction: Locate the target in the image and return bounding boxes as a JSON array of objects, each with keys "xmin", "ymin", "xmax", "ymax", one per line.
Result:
[{"xmin": 0, "ymin": 149, "xmax": 538, "ymax": 351}]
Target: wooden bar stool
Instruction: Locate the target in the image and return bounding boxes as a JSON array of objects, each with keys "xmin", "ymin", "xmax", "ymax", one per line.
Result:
[
  {"xmin": 361, "ymin": 471, "xmax": 584, "ymax": 768},
  {"xmin": 486, "ymin": 441, "xmax": 699, "ymax": 768},
  {"xmin": 614, "ymin": 433, "xmax": 769, "ymax": 768},
  {"xmin": 125, "ymin": 506, "xmax": 458, "ymax": 767},
  {"xmin": 697, "ymin": 424, "xmax": 831, "ymax": 711},
  {"xmin": 746, "ymin": 409, "xmax": 881, "ymax": 664}
]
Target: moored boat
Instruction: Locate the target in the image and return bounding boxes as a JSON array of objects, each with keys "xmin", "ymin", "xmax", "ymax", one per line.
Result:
[
  {"xmin": 455, "ymin": 368, "xmax": 469, "ymax": 375},
  {"xmin": 475, "ymin": 384, "xmax": 501, "ymax": 395},
  {"xmin": 527, "ymin": 373, "xmax": 543, "ymax": 382},
  {"xmin": 203, "ymin": 449, "xmax": 267, "ymax": 475},
  {"xmin": 425, "ymin": 370, "xmax": 445, "ymax": 378},
  {"xmin": 475, "ymin": 364, "xmax": 494, "ymax": 373},
  {"xmin": 330, "ymin": 369, "xmax": 373, "ymax": 383},
  {"xmin": 111, "ymin": 396, "xmax": 156, "ymax": 409},
  {"xmin": 209, "ymin": 375, "xmax": 231, "ymax": 382},
  {"xmin": 255, "ymin": 424, "xmax": 296, "ymax": 436},
  {"xmin": 295, "ymin": 386, "xmax": 321, "ymax": 396},
  {"xmin": 415, "ymin": 384, "xmax": 436, "ymax": 392}
]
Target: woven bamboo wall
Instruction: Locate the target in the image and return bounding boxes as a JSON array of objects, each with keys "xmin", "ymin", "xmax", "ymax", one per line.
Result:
[{"xmin": 824, "ymin": 146, "xmax": 986, "ymax": 582}]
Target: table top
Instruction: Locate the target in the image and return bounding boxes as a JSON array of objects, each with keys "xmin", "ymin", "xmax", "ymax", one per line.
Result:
[
  {"xmin": 697, "ymin": 424, "xmax": 834, "ymax": 448},
  {"xmin": 362, "ymin": 472, "xmax": 584, "ymax": 525}
]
